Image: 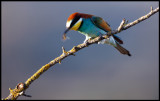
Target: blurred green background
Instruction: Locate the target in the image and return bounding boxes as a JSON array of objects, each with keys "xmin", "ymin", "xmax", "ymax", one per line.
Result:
[{"xmin": 2, "ymin": 1, "xmax": 159, "ymax": 100}]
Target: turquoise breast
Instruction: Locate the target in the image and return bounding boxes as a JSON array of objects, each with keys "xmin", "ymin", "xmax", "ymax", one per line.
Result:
[{"xmin": 78, "ymin": 19, "xmax": 106, "ymax": 38}]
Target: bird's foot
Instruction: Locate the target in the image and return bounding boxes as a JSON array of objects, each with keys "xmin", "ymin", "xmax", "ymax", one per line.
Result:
[{"xmin": 83, "ymin": 38, "xmax": 91, "ymax": 47}]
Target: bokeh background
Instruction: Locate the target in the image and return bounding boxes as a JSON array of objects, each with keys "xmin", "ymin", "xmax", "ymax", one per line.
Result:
[{"xmin": 2, "ymin": 1, "xmax": 159, "ymax": 100}]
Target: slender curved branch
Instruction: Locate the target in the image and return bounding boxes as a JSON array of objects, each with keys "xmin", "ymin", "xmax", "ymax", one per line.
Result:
[{"xmin": 3, "ymin": 6, "xmax": 159, "ymax": 100}]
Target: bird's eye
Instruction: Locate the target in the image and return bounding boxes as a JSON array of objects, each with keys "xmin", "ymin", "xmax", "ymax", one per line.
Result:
[{"xmin": 70, "ymin": 16, "xmax": 81, "ymax": 28}]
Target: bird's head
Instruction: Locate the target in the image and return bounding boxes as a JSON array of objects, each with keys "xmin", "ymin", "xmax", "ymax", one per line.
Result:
[{"xmin": 63, "ymin": 12, "xmax": 83, "ymax": 40}]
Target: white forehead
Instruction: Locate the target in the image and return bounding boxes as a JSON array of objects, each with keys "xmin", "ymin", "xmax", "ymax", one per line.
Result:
[{"xmin": 66, "ymin": 20, "xmax": 72, "ymax": 28}]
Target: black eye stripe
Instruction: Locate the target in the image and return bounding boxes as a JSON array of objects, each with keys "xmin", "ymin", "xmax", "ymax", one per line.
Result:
[{"xmin": 70, "ymin": 15, "xmax": 81, "ymax": 28}]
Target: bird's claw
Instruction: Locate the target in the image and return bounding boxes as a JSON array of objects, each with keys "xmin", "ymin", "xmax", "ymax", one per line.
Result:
[{"xmin": 84, "ymin": 38, "xmax": 91, "ymax": 47}]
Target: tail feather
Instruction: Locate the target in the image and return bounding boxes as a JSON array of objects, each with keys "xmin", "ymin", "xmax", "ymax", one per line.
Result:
[
  {"xmin": 113, "ymin": 35, "xmax": 123, "ymax": 44},
  {"xmin": 115, "ymin": 43, "xmax": 131, "ymax": 56},
  {"xmin": 100, "ymin": 35, "xmax": 131, "ymax": 56}
]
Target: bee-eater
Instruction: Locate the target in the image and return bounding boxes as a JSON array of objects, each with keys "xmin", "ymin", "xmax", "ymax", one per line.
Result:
[{"xmin": 63, "ymin": 12, "xmax": 131, "ymax": 56}]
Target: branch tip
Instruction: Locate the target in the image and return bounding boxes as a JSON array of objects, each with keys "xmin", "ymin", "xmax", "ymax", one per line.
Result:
[
  {"xmin": 151, "ymin": 6, "xmax": 153, "ymax": 12},
  {"xmin": 123, "ymin": 18, "xmax": 126, "ymax": 21},
  {"xmin": 62, "ymin": 46, "xmax": 65, "ymax": 52},
  {"xmin": 59, "ymin": 60, "xmax": 61, "ymax": 64},
  {"xmin": 118, "ymin": 19, "xmax": 126, "ymax": 32},
  {"xmin": 62, "ymin": 46, "xmax": 69, "ymax": 56}
]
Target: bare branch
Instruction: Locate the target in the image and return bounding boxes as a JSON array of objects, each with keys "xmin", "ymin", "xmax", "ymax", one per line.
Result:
[
  {"xmin": 117, "ymin": 18, "xmax": 126, "ymax": 32},
  {"xmin": 3, "ymin": 6, "xmax": 159, "ymax": 100},
  {"xmin": 123, "ymin": 7, "xmax": 159, "ymax": 30}
]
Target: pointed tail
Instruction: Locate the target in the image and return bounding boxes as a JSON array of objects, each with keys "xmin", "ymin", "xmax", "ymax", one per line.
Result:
[
  {"xmin": 114, "ymin": 42, "xmax": 131, "ymax": 56},
  {"xmin": 103, "ymin": 35, "xmax": 131, "ymax": 56}
]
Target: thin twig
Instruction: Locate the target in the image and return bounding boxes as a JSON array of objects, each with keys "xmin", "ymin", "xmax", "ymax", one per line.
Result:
[{"xmin": 117, "ymin": 18, "xmax": 126, "ymax": 32}]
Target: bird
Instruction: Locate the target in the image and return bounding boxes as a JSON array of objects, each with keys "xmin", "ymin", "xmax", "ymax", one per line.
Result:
[{"xmin": 63, "ymin": 12, "xmax": 131, "ymax": 56}]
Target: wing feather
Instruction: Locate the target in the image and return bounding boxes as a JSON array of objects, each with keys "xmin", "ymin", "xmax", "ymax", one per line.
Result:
[{"xmin": 91, "ymin": 16, "xmax": 111, "ymax": 32}]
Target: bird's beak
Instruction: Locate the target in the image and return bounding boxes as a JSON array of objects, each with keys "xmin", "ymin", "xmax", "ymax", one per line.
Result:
[{"xmin": 63, "ymin": 27, "xmax": 70, "ymax": 40}]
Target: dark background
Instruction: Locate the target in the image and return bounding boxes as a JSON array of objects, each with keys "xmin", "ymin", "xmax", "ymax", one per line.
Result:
[{"xmin": 2, "ymin": 1, "xmax": 159, "ymax": 100}]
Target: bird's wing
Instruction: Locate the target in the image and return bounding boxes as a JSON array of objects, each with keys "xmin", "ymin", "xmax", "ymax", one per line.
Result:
[
  {"xmin": 91, "ymin": 16, "xmax": 123, "ymax": 44},
  {"xmin": 91, "ymin": 16, "xmax": 111, "ymax": 32}
]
